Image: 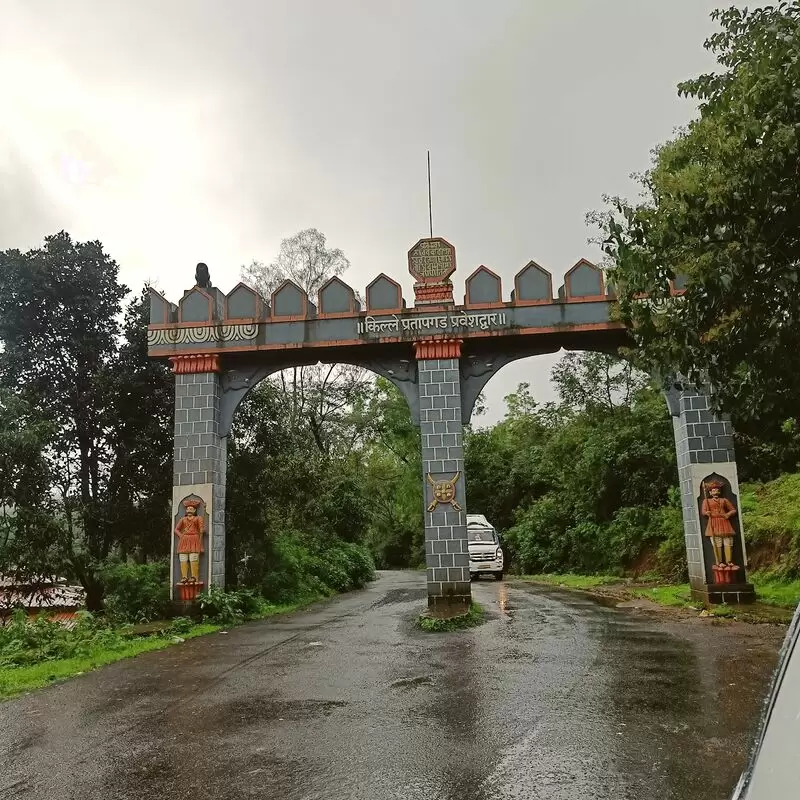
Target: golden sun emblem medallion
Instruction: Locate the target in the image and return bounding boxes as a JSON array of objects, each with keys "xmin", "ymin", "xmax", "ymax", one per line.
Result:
[{"xmin": 426, "ymin": 472, "xmax": 462, "ymax": 512}]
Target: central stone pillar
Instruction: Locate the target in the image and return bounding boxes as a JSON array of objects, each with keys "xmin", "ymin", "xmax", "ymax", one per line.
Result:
[
  {"xmin": 170, "ymin": 353, "xmax": 227, "ymax": 602},
  {"xmin": 415, "ymin": 339, "xmax": 472, "ymax": 612}
]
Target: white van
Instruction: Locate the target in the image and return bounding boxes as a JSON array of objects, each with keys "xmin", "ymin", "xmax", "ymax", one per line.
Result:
[{"xmin": 467, "ymin": 514, "xmax": 504, "ymax": 581}]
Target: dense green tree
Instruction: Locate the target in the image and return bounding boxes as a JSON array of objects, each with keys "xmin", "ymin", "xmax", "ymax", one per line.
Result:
[
  {"xmin": 105, "ymin": 289, "xmax": 173, "ymax": 561},
  {"xmin": 0, "ymin": 233, "xmax": 129, "ymax": 607},
  {"xmin": 465, "ymin": 353, "xmax": 681, "ymax": 577},
  {"xmin": 596, "ymin": 3, "xmax": 800, "ymax": 422},
  {"xmin": 0, "ymin": 235, "xmax": 176, "ymax": 607},
  {"xmin": 360, "ymin": 378, "xmax": 423, "ymax": 568},
  {"xmin": 0, "ymin": 390, "xmax": 64, "ymax": 599}
]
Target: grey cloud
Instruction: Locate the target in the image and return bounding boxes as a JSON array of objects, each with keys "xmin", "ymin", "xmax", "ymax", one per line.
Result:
[{"xmin": 2, "ymin": 0, "xmax": 725, "ymax": 421}]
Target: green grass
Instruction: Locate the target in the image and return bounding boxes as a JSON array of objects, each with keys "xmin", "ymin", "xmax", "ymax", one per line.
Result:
[
  {"xmin": 0, "ymin": 629, "xmax": 212, "ymax": 699},
  {"xmin": 750, "ymin": 572, "xmax": 800, "ymax": 608},
  {"xmin": 0, "ymin": 596, "xmax": 328, "ymax": 701},
  {"xmin": 628, "ymin": 584, "xmax": 693, "ymax": 607},
  {"xmin": 417, "ymin": 602, "xmax": 485, "ymax": 632},
  {"xmin": 517, "ymin": 573, "xmax": 623, "ymax": 589},
  {"xmin": 518, "ymin": 571, "xmax": 798, "ymax": 622}
]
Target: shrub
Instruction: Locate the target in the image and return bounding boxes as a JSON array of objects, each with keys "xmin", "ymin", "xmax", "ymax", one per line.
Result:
[
  {"xmin": 256, "ymin": 535, "xmax": 375, "ymax": 603},
  {"xmin": 0, "ymin": 609, "xmax": 127, "ymax": 667},
  {"xmin": 101, "ymin": 560, "xmax": 171, "ymax": 623}
]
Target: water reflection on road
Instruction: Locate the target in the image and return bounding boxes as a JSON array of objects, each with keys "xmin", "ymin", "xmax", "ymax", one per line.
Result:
[{"xmin": 0, "ymin": 571, "xmax": 783, "ymax": 800}]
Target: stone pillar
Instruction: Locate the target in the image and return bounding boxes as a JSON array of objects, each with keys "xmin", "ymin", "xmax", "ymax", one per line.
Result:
[
  {"xmin": 666, "ymin": 385, "xmax": 755, "ymax": 604},
  {"xmin": 415, "ymin": 339, "xmax": 472, "ymax": 612},
  {"xmin": 170, "ymin": 354, "xmax": 227, "ymax": 600}
]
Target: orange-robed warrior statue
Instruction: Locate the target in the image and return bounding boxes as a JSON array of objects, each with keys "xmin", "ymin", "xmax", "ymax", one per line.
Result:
[
  {"xmin": 701, "ymin": 480, "xmax": 737, "ymax": 567},
  {"xmin": 175, "ymin": 499, "xmax": 205, "ymax": 583}
]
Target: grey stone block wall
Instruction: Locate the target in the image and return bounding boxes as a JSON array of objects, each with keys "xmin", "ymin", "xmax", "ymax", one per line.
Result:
[
  {"xmin": 675, "ymin": 392, "xmax": 736, "ymax": 465},
  {"xmin": 418, "ymin": 357, "xmax": 471, "ymax": 607},
  {"xmin": 670, "ymin": 388, "xmax": 739, "ymax": 590},
  {"xmin": 672, "ymin": 415, "xmax": 705, "ymax": 587},
  {"xmin": 173, "ymin": 372, "xmax": 227, "ymax": 588}
]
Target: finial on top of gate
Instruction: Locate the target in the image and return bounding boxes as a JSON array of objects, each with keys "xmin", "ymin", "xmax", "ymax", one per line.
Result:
[
  {"xmin": 408, "ymin": 237, "xmax": 456, "ymax": 306},
  {"xmin": 195, "ymin": 262, "xmax": 212, "ymax": 289}
]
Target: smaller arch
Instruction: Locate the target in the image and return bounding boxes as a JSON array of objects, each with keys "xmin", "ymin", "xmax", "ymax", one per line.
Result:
[
  {"xmin": 464, "ymin": 266, "xmax": 502, "ymax": 306},
  {"xmin": 179, "ymin": 286, "xmax": 215, "ymax": 323},
  {"xmin": 271, "ymin": 280, "xmax": 313, "ymax": 320},
  {"xmin": 563, "ymin": 259, "xmax": 604, "ymax": 300},
  {"xmin": 366, "ymin": 273, "xmax": 405, "ymax": 312},
  {"xmin": 318, "ymin": 276, "xmax": 360, "ymax": 317},
  {"xmin": 512, "ymin": 261, "xmax": 553, "ymax": 304},
  {"xmin": 225, "ymin": 282, "xmax": 266, "ymax": 320}
]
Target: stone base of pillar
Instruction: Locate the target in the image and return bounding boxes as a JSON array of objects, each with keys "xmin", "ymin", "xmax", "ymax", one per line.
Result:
[
  {"xmin": 691, "ymin": 583, "xmax": 756, "ymax": 605},
  {"xmin": 427, "ymin": 585, "xmax": 471, "ymax": 616}
]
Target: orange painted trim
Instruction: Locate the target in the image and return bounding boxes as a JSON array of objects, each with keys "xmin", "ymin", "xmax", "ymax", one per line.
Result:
[
  {"xmin": 169, "ymin": 354, "xmax": 222, "ymax": 374},
  {"xmin": 464, "ymin": 265, "xmax": 503, "ymax": 306},
  {"xmin": 224, "ymin": 282, "xmax": 265, "ymax": 320},
  {"xmin": 512, "ymin": 297, "xmax": 559, "ymax": 307},
  {"xmin": 515, "ymin": 321, "xmax": 625, "ymax": 335},
  {"xmin": 563, "ymin": 258, "xmax": 605, "ymax": 300},
  {"xmin": 414, "ymin": 338, "xmax": 462, "ymax": 360},
  {"xmin": 149, "ymin": 321, "xmax": 222, "ymax": 331},
  {"xmin": 178, "ymin": 287, "xmax": 215, "ymax": 323},
  {"xmin": 563, "ymin": 294, "xmax": 610, "ymax": 303},
  {"xmin": 463, "ymin": 298, "xmax": 506, "ymax": 309},
  {"xmin": 317, "ymin": 309, "xmax": 362, "ymax": 319},
  {"xmin": 366, "ymin": 273, "xmax": 405, "ymax": 313},
  {"xmin": 148, "ymin": 319, "xmax": 627, "ymax": 359},
  {"xmin": 270, "ymin": 280, "xmax": 310, "ymax": 321}
]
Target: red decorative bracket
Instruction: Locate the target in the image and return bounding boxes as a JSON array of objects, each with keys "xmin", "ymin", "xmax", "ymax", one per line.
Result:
[
  {"xmin": 169, "ymin": 354, "xmax": 221, "ymax": 374},
  {"xmin": 414, "ymin": 338, "xmax": 462, "ymax": 360}
]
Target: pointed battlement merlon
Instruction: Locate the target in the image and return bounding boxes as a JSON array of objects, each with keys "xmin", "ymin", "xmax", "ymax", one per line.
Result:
[
  {"xmin": 147, "ymin": 249, "xmax": 638, "ymax": 358},
  {"xmin": 318, "ymin": 276, "xmax": 360, "ymax": 317},
  {"xmin": 271, "ymin": 280, "xmax": 315, "ymax": 320},
  {"xmin": 512, "ymin": 261, "xmax": 553, "ymax": 304},
  {"xmin": 561, "ymin": 259, "xmax": 605, "ymax": 300},
  {"xmin": 225, "ymin": 282, "xmax": 267, "ymax": 320},
  {"xmin": 367, "ymin": 274, "xmax": 405, "ymax": 312},
  {"xmin": 464, "ymin": 266, "xmax": 502, "ymax": 306}
]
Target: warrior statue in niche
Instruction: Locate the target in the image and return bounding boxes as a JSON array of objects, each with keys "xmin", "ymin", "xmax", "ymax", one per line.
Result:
[
  {"xmin": 175, "ymin": 498, "xmax": 205, "ymax": 584},
  {"xmin": 701, "ymin": 480, "xmax": 738, "ymax": 567}
]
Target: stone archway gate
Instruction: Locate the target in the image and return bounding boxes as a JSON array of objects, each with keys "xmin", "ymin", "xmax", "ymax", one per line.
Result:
[{"xmin": 148, "ymin": 238, "xmax": 754, "ymax": 610}]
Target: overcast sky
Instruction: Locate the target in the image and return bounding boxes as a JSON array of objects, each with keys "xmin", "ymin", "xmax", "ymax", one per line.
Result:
[{"xmin": 1, "ymin": 0, "xmax": 724, "ymax": 423}]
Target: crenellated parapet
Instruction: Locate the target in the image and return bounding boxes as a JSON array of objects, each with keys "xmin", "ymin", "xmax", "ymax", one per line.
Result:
[{"xmin": 147, "ymin": 240, "xmax": 684, "ymax": 359}]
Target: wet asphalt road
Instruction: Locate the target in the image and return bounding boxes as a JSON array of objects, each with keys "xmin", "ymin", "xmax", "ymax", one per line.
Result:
[{"xmin": 0, "ymin": 571, "xmax": 783, "ymax": 800}]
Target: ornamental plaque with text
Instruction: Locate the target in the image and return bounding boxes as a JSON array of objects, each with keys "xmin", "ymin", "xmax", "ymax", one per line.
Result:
[{"xmin": 408, "ymin": 237, "xmax": 456, "ymax": 283}]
